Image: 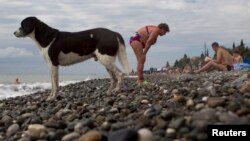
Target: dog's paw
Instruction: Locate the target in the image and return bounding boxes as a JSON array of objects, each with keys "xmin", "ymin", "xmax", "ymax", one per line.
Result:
[
  {"xmin": 46, "ymin": 96, "xmax": 56, "ymax": 101},
  {"xmin": 106, "ymin": 90, "xmax": 113, "ymax": 96},
  {"xmin": 111, "ymin": 88, "xmax": 121, "ymax": 94}
]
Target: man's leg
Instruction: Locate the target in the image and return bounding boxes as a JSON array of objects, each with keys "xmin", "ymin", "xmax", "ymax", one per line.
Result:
[
  {"xmin": 195, "ymin": 61, "xmax": 213, "ymax": 73},
  {"xmin": 195, "ymin": 61, "xmax": 227, "ymax": 73},
  {"xmin": 131, "ymin": 41, "xmax": 145, "ymax": 83},
  {"xmin": 210, "ymin": 62, "xmax": 228, "ymax": 71}
]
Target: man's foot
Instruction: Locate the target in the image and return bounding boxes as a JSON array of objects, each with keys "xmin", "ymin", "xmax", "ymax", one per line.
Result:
[
  {"xmin": 136, "ymin": 80, "xmax": 149, "ymax": 86},
  {"xmin": 136, "ymin": 79, "xmax": 143, "ymax": 84}
]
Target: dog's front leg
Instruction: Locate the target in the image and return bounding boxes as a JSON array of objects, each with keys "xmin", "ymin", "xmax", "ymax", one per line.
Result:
[{"xmin": 47, "ymin": 65, "xmax": 59, "ymax": 101}]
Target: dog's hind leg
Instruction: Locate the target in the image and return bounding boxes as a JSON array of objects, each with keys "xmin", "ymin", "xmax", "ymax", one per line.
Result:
[
  {"xmin": 106, "ymin": 68, "xmax": 118, "ymax": 94},
  {"xmin": 103, "ymin": 64, "xmax": 123, "ymax": 93},
  {"xmin": 47, "ymin": 65, "xmax": 59, "ymax": 101},
  {"xmin": 111, "ymin": 65, "xmax": 124, "ymax": 93},
  {"xmin": 95, "ymin": 50, "xmax": 121, "ymax": 94}
]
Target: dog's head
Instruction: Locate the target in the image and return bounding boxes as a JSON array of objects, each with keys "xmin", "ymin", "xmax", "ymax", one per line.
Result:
[
  {"xmin": 14, "ymin": 16, "xmax": 58, "ymax": 47},
  {"xmin": 14, "ymin": 17, "xmax": 38, "ymax": 38}
]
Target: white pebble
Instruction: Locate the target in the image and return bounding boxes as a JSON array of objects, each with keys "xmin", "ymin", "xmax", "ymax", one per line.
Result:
[
  {"xmin": 74, "ymin": 122, "xmax": 84, "ymax": 133},
  {"xmin": 186, "ymin": 99, "xmax": 194, "ymax": 107},
  {"xmin": 159, "ymin": 87, "xmax": 164, "ymax": 90},
  {"xmin": 141, "ymin": 99, "xmax": 149, "ymax": 104},
  {"xmin": 195, "ymin": 103, "xmax": 205, "ymax": 110},
  {"xmin": 163, "ymin": 89, "xmax": 168, "ymax": 94},
  {"xmin": 99, "ymin": 108, "xmax": 105, "ymax": 112},
  {"xmin": 206, "ymin": 86, "xmax": 216, "ymax": 95},
  {"xmin": 166, "ymin": 128, "xmax": 176, "ymax": 135},
  {"xmin": 83, "ymin": 104, "xmax": 89, "ymax": 107},
  {"xmin": 28, "ymin": 124, "xmax": 46, "ymax": 138},
  {"xmin": 109, "ymin": 108, "xmax": 119, "ymax": 113},
  {"xmin": 202, "ymin": 96, "xmax": 208, "ymax": 101},
  {"xmin": 172, "ymin": 89, "xmax": 179, "ymax": 94},
  {"xmin": 138, "ymin": 128, "xmax": 153, "ymax": 141},
  {"xmin": 90, "ymin": 33, "xmax": 93, "ymax": 38},
  {"xmin": 143, "ymin": 108, "xmax": 152, "ymax": 116},
  {"xmin": 0, "ymin": 103, "xmax": 5, "ymax": 108}
]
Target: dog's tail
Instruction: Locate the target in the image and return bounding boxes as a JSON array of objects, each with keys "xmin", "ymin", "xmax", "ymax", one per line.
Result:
[{"xmin": 117, "ymin": 34, "xmax": 130, "ymax": 75}]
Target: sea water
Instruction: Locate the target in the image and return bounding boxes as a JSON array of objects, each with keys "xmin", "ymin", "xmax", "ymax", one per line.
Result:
[{"xmin": 0, "ymin": 74, "xmax": 103, "ymax": 100}]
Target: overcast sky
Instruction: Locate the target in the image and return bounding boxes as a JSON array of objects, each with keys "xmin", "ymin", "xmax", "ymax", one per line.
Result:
[{"xmin": 0, "ymin": 0, "xmax": 249, "ymax": 76}]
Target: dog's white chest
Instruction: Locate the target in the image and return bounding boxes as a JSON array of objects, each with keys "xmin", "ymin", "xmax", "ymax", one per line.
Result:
[{"xmin": 58, "ymin": 52, "xmax": 93, "ymax": 66}]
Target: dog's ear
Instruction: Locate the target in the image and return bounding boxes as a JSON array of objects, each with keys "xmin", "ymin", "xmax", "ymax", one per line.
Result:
[
  {"xmin": 21, "ymin": 17, "xmax": 37, "ymax": 34},
  {"xmin": 35, "ymin": 19, "xmax": 58, "ymax": 47}
]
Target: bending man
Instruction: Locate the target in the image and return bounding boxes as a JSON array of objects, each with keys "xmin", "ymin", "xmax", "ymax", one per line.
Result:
[{"xmin": 130, "ymin": 23, "xmax": 169, "ymax": 84}]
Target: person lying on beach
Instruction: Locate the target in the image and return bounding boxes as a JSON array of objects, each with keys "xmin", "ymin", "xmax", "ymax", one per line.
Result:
[
  {"xmin": 183, "ymin": 63, "xmax": 192, "ymax": 74},
  {"xmin": 130, "ymin": 23, "xmax": 169, "ymax": 84},
  {"xmin": 195, "ymin": 42, "xmax": 234, "ymax": 73},
  {"xmin": 232, "ymin": 49, "xmax": 243, "ymax": 64}
]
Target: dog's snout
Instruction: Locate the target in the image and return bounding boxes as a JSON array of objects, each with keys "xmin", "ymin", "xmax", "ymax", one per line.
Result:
[{"xmin": 14, "ymin": 30, "xmax": 22, "ymax": 37}]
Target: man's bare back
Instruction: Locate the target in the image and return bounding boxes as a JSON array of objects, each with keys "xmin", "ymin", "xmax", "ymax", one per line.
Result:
[{"xmin": 216, "ymin": 47, "xmax": 233, "ymax": 66}]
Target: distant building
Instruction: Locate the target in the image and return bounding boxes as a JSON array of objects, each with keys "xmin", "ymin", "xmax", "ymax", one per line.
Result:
[{"xmin": 149, "ymin": 67, "xmax": 157, "ymax": 73}]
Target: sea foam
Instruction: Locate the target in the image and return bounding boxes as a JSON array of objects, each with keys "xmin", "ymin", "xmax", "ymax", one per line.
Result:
[{"xmin": 0, "ymin": 80, "xmax": 81, "ymax": 100}]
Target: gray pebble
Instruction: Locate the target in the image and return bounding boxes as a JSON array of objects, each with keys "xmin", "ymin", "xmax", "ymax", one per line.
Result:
[
  {"xmin": 168, "ymin": 117, "xmax": 185, "ymax": 129},
  {"xmin": 6, "ymin": 124, "xmax": 20, "ymax": 137},
  {"xmin": 61, "ymin": 132, "xmax": 80, "ymax": 141}
]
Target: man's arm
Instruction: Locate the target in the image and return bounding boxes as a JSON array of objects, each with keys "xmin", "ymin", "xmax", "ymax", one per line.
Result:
[{"xmin": 143, "ymin": 28, "xmax": 159, "ymax": 55}]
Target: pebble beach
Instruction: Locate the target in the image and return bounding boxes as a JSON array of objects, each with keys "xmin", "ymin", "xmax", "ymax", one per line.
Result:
[{"xmin": 1, "ymin": 71, "xmax": 250, "ymax": 141}]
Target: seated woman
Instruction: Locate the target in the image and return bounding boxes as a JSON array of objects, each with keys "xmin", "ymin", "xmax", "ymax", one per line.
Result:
[
  {"xmin": 232, "ymin": 49, "xmax": 243, "ymax": 64},
  {"xmin": 232, "ymin": 49, "xmax": 250, "ymax": 70}
]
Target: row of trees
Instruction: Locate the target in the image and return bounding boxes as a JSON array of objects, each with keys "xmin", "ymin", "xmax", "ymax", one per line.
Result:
[
  {"xmin": 172, "ymin": 44, "xmax": 209, "ymax": 69},
  {"xmin": 173, "ymin": 54, "xmax": 191, "ymax": 69},
  {"xmin": 169, "ymin": 40, "xmax": 249, "ymax": 69}
]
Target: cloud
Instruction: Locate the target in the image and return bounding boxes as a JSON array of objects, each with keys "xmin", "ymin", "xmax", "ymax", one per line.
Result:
[
  {"xmin": 0, "ymin": 47, "xmax": 33, "ymax": 58},
  {"xmin": 157, "ymin": 0, "xmax": 186, "ymax": 10}
]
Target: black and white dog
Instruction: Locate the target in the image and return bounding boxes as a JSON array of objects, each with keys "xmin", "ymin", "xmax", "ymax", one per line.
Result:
[{"xmin": 14, "ymin": 17, "xmax": 130, "ymax": 100}]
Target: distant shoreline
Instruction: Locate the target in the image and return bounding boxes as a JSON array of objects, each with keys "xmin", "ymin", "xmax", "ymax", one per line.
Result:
[{"xmin": 0, "ymin": 74, "xmax": 105, "ymax": 84}]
